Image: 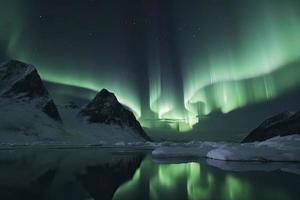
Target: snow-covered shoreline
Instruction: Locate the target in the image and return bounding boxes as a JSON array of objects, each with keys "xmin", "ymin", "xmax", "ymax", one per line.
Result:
[
  {"xmin": 0, "ymin": 141, "xmax": 157, "ymax": 150},
  {"xmin": 152, "ymin": 135, "xmax": 300, "ymax": 162},
  {"xmin": 1, "ymin": 135, "xmax": 299, "ymax": 163}
]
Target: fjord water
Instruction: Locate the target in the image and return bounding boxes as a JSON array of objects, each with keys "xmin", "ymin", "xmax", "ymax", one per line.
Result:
[{"xmin": 0, "ymin": 149, "xmax": 298, "ymax": 200}]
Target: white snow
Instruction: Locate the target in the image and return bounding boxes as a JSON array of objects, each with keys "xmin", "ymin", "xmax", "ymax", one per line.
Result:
[
  {"xmin": 152, "ymin": 135, "xmax": 300, "ymax": 162},
  {"xmin": 206, "ymin": 134, "xmax": 300, "ymax": 161},
  {"xmin": 152, "ymin": 141, "xmax": 222, "ymax": 158},
  {"xmin": 0, "ymin": 98, "xmax": 149, "ymax": 146},
  {"xmin": 205, "ymin": 159, "xmax": 300, "ymax": 175},
  {"xmin": 0, "ymin": 98, "xmax": 66, "ymax": 144},
  {"xmin": 57, "ymin": 105, "xmax": 146, "ymax": 144}
]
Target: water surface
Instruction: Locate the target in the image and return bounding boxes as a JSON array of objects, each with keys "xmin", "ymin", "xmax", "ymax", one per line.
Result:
[{"xmin": 0, "ymin": 148, "xmax": 298, "ymax": 200}]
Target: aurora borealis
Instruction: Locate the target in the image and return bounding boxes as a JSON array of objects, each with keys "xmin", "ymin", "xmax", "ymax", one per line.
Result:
[{"xmin": 1, "ymin": 0, "xmax": 300, "ymax": 132}]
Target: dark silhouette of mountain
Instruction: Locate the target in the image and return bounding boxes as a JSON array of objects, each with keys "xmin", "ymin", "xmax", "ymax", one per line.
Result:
[
  {"xmin": 80, "ymin": 89, "xmax": 151, "ymax": 141},
  {"xmin": 242, "ymin": 111, "xmax": 300, "ymax": 143}
]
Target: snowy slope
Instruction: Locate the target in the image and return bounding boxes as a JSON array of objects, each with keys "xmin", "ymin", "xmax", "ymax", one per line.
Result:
[
  {"xmin": 0, "ymin": 98, "xmax": 66, "ymax": 144},
  {"xmin": 0, "ymin": 101, "xmax": 151, "ymax": 145},
  {"xmin": 57, "ymin": 105, "xmax": 148, "ymax": 144},
  {"xmin": 0, "ymin": 60, "xmax": 150, "ymax": 145}
]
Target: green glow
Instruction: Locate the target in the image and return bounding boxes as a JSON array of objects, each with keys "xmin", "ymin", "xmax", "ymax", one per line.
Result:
[
  {"xmin": 179, "ymin": 0, "xmax": 300, "ymax": 128},
  {"xmin": 6, "ymin": 56, "xmax": 142, "ymax": 117},
  {"xmin": 145, "ymin": 0, "xmax": 300, "ymax": 131},
  {"xmin": 0, "ymin": 0, "xmax": 25, "ymax": 55},
  {"xmin": 113, "ymin": 157, "xmax": 292, "ymax": 200},
  {"xmin": 148, "ymin": 63, "xmax": 181, "ymax": 121},
  {"xmin": 112, "ymin": 157, "xmax": 254, "ymax": 200},
  {"xmin": 113, "ymin": 157, "xmax": 294, "ymax": 200},
  {"xmin": 147, "ymin": 42, "xmax": 163, "ymax": 118},
  {"xmin": 223, "ymin": 175, "xmax": 251, "ymax": 200},
  {"xmin": 187, "ymin": 164, "xmax": 214, "ymax": 200},
  {"xmin": 39, "ymin": 65, "xmax": 142, "ymax": 118},
  {"xmin": 2, "ymin": 0, "xmax": 300, "ymax": 131},
  {"xmin": 113, "ymin": 168, "xmax": 141, "ymax": 199},
  {"xmin": 184, "ymin": 62, "xmax": 300, "ymax": 120}
]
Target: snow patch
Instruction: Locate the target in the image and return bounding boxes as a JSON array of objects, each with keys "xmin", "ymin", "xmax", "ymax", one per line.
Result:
[{"xmin": 207, "ymin": 135, "xmax": 300, "ymax": 161}]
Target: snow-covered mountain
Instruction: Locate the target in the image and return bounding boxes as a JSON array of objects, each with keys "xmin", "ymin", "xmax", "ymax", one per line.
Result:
[
  {"xmin": 242, "ymin": 111, "xmax": 300, "ymax": 143},
  {"xmin": 0, "ymin": 60, "xmax": 151, "ymax": 144}
]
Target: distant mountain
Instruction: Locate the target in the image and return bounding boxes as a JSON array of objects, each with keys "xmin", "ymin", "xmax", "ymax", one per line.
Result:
[
  {"xmin": 242, "ymin": 111, "xmax": 300, "ymax": 143},
  {"xmin": 79, "ymin": 89, "xmax": 151, "ymax": 141},
  {"xmin": 0, "ymin": 60, "xmax": 61, "ymax": 121}
]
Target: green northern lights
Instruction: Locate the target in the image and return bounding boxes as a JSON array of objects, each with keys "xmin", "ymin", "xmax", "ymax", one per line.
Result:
[
  {"xmin": 0, "ymin": 0, "xmax": 25, "ymax": 55},
  {"xmin": 1, "ymin": 0, "xmax": 300, "ymax": 131},
  {"xmin": 40, "ymin": 66, "xmax": 143, "ymax": 118},
  {"xmin": 180, "ymin": 0, "xmax": 300, "ymax": 124}
]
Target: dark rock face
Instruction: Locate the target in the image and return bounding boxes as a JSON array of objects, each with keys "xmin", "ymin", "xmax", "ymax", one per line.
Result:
[
  {"xmin": 0, "ymin": 60, "xmax": 61, "ymax": 121},
  {"xmin": 242, "ymin": 111, "xmax": 300, "ymax": 143},
  {"xmin": 80, "ymin": 89, "xmax": 151, "ymax": 141},
  {"xmin": 64, "ymin": 101, "xmax": 80, "ymax": 109}
]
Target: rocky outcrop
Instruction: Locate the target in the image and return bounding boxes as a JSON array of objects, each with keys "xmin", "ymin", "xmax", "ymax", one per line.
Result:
[
  {"xmin": 242, "ymin": 111, "xmax": 300, "ymax": 143},
  {"xmin": 79, "ymin": 89, "xmax": 151, "ymax": 141},
  {"xmin": 0, "ymin": 60, "xmax": 61, "ymax": 121}
]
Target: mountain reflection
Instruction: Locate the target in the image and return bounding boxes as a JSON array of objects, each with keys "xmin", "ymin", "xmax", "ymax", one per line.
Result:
[{"xmin": 0, "ymin": 149, "xmax": 143, "ymax": 200}]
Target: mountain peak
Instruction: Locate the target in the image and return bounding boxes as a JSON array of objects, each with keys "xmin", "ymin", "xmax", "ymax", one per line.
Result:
[
  {"xmin": 0, "ymin": 60, "xmax": 62, "ymax": 121},
  {"xmin": 95, "ymin": 88, "xmax": 118, "ymax": 103},
  {"xmin": 99, "ymin": 88, "xmax": 113, "ymax": 96},
  {"xmin": 80, "ymin": 88, "xmax": 151, "ymax": 141}
]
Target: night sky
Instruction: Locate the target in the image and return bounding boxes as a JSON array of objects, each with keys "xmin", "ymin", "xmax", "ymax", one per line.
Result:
[{"xmin": 1, "ymin": 0, "xmax": 300, "ymax": 138}]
